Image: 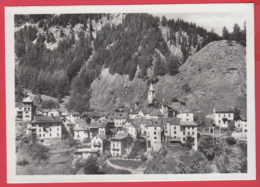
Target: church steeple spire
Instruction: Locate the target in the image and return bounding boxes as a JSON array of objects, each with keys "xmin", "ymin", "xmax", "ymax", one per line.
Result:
[{"xmin": 148, "ymin": 83, "xmax": 155, "ymax": 104}]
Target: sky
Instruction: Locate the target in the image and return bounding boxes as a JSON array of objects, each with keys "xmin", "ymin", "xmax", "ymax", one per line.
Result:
[{"xmin": 152, "ymin": 12, "xmax": 246, "ymax": 36}]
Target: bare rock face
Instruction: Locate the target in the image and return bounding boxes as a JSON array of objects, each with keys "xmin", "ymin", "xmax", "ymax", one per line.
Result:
[
  {"xmin": 90, "ymin": 69, "xmax": 148, "ymax": 111},
  {"xmin": 155, "ymin": 40, "xmax": 247, "ymax": 114},
  {"xmin": 90, "ymin": 40, "xmax": 247, "ymax": 115}
]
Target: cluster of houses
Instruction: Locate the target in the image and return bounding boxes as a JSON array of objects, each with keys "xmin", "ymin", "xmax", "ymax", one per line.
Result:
[{"xmin": 16, "ymin": 83, "xmax": 247, "ymax": 159}]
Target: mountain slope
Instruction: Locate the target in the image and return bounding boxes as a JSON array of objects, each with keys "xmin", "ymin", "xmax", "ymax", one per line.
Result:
[{"xmin": 89, "ymin": 40, "xmax": 246, "ymax": 115}]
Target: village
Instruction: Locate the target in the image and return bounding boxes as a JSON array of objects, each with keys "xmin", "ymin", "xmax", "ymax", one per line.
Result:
[{"xmin": 15, "ymin": 83, "xmax": 248, "ymax": 174}]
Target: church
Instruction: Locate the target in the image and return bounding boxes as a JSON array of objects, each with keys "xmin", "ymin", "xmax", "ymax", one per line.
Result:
[{"xmin": 129, "ymin": 83, "xmax": 177, "ymax": 119}]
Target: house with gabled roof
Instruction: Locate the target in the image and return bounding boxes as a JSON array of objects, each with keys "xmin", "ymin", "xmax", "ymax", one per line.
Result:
[
  {"xmin": 213, "ymin": 106, "xmax": 234, "ymax": 128},
  {"xmin": 42, "ymin": 109, "xmax": 50, "ymax": 116},
  {"xmin": 68, "ymin": 111, "xmax": 81, "ymax": 123},
  {"xmin": 109, "ymin": 112, "xmax": 128, "ymax": 128},
  {"xmin": 123, "ymin": 120, "xmax": 140, "ymax": 139},
  {"xmin": 88, "ymin": 121, "xmax": 100, "ymax": 139},
  {"xmin": 48, "ymin": 108, "xmax": 61, "ymax": 117},
  {"xmin": 73, "ymin": 119, "xmax": 89, "ymax": 141},
  {"xmin": 15, "ymin": 103, "xmax": 23, "ymax": 120},
  {"xmin": 27, "ymin": 116, "xmax": 62, "ymax": 143},
  {"xmin": 91, "ymin": 134, "xmax": 108, "ymax": 154},
  {"xmin": 177, "ymin": 108, "xmax": 194, "ymax": 122},
  {"xmin": 110, "ymin": 133, "xmax": 132, "ymax": 157},
  {"xmin": 107, "ymin": 128, "xmax": 119, "ymax": 138},
  {"xmin": 74, "ymin": 148, "xmax": 100, "ymax": 159},
  {"xmin": 234, "ymin": 114, "xmax": 247, "ymax": 134},
  {"xmin": 179, "ymin": 121, "xmax": 198, "ymax": 150},
  {"xmin": 98, "ymin": 121, "xmax": 108, "ymax": 135},
  {"xmin": 21, "ymin": 96, "xmax": 36, "ymax": 122},
  {"xmin": 145, "ymin": 119, "xmax": 163, "ymax": 152}
]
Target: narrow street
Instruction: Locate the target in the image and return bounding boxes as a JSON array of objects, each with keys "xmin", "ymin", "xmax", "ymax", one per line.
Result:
[{"xmin": 106, "ymin": 159, "xmax": 145, "ymax": 174}]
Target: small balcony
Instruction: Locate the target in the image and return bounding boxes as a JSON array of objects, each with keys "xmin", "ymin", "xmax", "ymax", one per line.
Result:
[{"xmin": 93, "ymin": 142, "xmax": 101, "ymax": 147}]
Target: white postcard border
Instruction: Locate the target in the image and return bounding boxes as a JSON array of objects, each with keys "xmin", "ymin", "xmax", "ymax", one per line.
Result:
[{"xmin": 5, "ymin": 3, "xmax": 255, "ymax": 183}]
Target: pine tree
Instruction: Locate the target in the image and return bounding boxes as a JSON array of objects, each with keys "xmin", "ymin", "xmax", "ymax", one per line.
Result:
[{"xmin": 222, "ymin": 26, "xmax": 230, "ymax": 40}]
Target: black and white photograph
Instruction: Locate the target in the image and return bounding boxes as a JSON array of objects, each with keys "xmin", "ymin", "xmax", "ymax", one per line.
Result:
[{"xmin": 5, "ymin": 3, "xmax": 255, "ymax": 183}]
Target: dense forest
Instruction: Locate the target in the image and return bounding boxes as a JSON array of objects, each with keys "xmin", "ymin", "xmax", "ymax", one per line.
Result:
[{"xmin": 14, "ymin": 13, "xmax": 246, "ymax": 112}]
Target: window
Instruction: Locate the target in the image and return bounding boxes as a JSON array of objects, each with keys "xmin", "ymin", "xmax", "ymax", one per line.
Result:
[
  {"xmin": 188, "ymin": 132, "xmax": 190, "ymax": 135},
  {"xmin": 154, "ymin": 127, "xmax": 156, "ymax": 130},
  {"xmin": 50, "ymin": 134, "xmax": 51, "ymax": 137},
  {"xmin": 219, "ymin": 120, "xmax": 221, "ymax": 123},
  {"xmin": 174, "ymin": 131, "xmax": 176, "ymax": 134},
  {"xmin": 219, "ymin": 114, "xmax": 220, "ymax": 117},
  {"xmin": 229, "ymin": 114, "xmax": 230, "ymax": 117},
  {"xmin": 43, "ymin": 134, "xmax": 45, "ymax": 137},
  {"xmin": 39, "ymin": 129, "xmax": 41, "ymax": 132},
  {"xmin": 174, "ymin": 136, "xmax": 176, "ymax": 139},
  {"xmin": 57, "ymin": 133, "xmax": 59, "ymax": 136},
  {"xmin": 183, "ymin": 138, "xmax": 186, "ymax": 141},
  {"xmin": 57, "ymin": 128, "xmax": 59, "ymax": 131},
  {"xmin": 183, "ymin": 132, "xmax": 185, "ymax": 135},
  {"xmin": 174, "ymin": 127, "xmax": 176, "ymax": 130},
  {"xmin": 186, "ymin": 114, "xmax": 189, "ymax": 116},
  {"xmin": 154, "ymin": 132, "xmax": 156, "ymax": 135},
  {"xmin": 39, "ymin": 134, "xmax": 41, "ymax": 137},
  {"xmin": 154, "ymin": 137, "xmax": 157, "ymax": 139}
]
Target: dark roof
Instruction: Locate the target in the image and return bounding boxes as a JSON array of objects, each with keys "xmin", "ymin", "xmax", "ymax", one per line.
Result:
[
  {"xmin": 70, "ymin": 111, "xmax": 80, "ymax": 116},
  {"xmin": 73, "ymin": 125, "xmax": 88, "ymax": 131},
  {"xmin": 49, "ymin": 108, "xmax": 61, "ymax": 113},
  {"xmin": 110, "ymin": 112, "xmax": 128, "ymax": 119},
  {"xmin": 94, "ymin": 134, "xmax": 107, "ymax": 141},
  {"xmin": 215, "ymin": 111, "xmax": 233, "ymax": 114},
  {"xmin": 88, "ymin": 121, "xmax": 101, "ymax": 128},
  {"xmin": 180, "ymin": 121, "xmax": 198, "ymax": 126},
  {"xmin": 131, "ymin": 118, "xmax": 151, "ymax": 125},
  {"xmin": 109, "ymin": 128, "xmax": 119, "ymax": 134},
  {"xmin": 141, "ymin": 107, "xmax": 154, "ymax": 114},
  {"xmin": 15, "ymin": 103, "xmax": 23, "ymax": 108},
  {"xmin": 170, "ymin": 118, "xmax": 181, "ymax": 125},
  {"xmin": 32, "ymin": 116, "xmax": 62, "ymax": 123},
  {"xmin": 42, "ymin": 109, "xmax": 50, "ymax": 113},
  {"xmin": 130, "ymin": 123, "xmax": 141, "ymax": 130},
  {"xmin": 74, "ymin": 119, "xmax": 88, "ymax": 126},
  {"xmin": 214, "ymin": 106, "xmax": 233, "ymax": 113},
  {"xmin": 149, "ymin": 109, "xmax": 163, "ymax": 116},
  {"xmin": 99, "ymin": 121, "xmax": 108, "ymax": 128},
  {"xmin": 240, "ymin": 114, "xmax": 247, "ymax": 121},
  {"xmin": 111, "ymin": 133, "xmax": 129, "ymax": 140},
  {"xmin": 146, "ymin": 119, "xmax": 162, "ymax": 127}
]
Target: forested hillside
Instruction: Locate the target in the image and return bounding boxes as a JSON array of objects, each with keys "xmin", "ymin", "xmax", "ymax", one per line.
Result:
[{"xmin": 14, "ymin": 13, "xmax": 246, "ymax": 112}]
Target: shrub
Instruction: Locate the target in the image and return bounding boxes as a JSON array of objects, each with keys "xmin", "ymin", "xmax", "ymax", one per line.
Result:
[
  {"xmin": 226, "ymin": 137, "xmax": 236, "ymax": 146},
  {"xmin": 29, "ymin": 143, "xmax": 49, "ymax": 162},
  {"xmin": 17, "ymin": 159, "xmax": 29, "ymax": 166},
  {"xmin": 84, "ymin": 156, "xmax": 99, "ymax": 174},
  {"xmin": 182, "ymin": 82, "xmax": 191, "ymax": 93}
]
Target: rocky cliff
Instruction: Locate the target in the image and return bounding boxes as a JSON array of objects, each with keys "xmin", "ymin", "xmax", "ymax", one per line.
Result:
[{"xmin": 90, "ymin": 40, "xmax": 246, "ymax": 115}]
